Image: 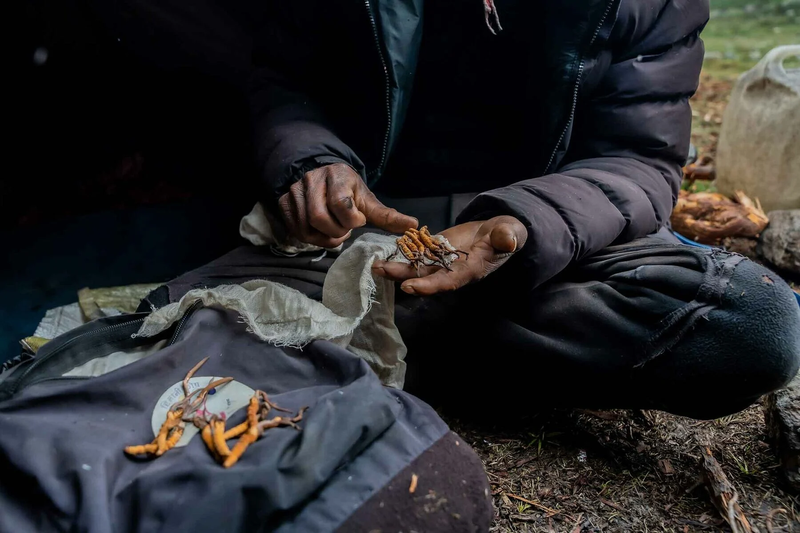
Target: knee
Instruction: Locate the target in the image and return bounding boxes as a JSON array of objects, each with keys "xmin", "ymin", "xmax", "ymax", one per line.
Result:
[
  {"xmin": 694, "ymin": 258, "xmax": 800, "ymax": 413},
  {"xmin": 724, "ymin": 259, "xmax": 800, "ymax": 388},
  {"xmin": 649, "ymin": 255, "xmax": 800, "ymax": 419}
]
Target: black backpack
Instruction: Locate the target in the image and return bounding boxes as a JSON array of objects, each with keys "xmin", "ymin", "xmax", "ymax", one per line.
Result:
[{"xmin": 0, "ymin": 245, "xmax": 493, "ymax": 532}]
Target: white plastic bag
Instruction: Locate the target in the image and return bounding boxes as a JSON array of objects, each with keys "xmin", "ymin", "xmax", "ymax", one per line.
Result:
[{"xmin": 716, "ymin": 45, "xmax": 800, "ymax": 211}]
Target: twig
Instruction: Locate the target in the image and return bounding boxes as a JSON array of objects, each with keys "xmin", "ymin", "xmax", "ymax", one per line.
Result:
[
  {"xmin": 599, "ymin": 498, "xmax": 625, "ymax": 512},
  {"xmin": 510, "ymin": 514, "xmax": 538, "ymax": 522},
  {"xmin": 504, "ymin": 493, "xmax": 560, "ymax": 516},
  {"xmin": 727, "ymin": 493, "xmax": 741, "ymax": 533},
  {"xmin": 569, "ymin": 513, "xmax": 584, "ymax": 533},
  {"xmin": 513, "ymin": 456, "xmax": 538, "ymax": 469},
  {"xmin": 676, "ymin": 518, "xmax": 718, "ymax": 530},
  {"xmin": 700, "ymin": 447, "xmax": 752, "ymax": 533},
  {"xmin": 765, "ymin": 508, "xmax": 786, "ymax": 533}
]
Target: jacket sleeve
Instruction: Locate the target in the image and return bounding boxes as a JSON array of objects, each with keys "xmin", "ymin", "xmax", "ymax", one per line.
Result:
[
  {"xmin": 249, "ymin": 3, "xmax": 365, "ymax": 203},
  {"xmin": 457, "ymin": 0, "xmax": 709, "ymax": 290}
]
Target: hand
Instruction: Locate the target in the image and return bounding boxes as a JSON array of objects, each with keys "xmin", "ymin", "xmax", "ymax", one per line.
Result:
[
  {"xmin": 373, "ymin": 215, "xmax": 527, "ymax": 295},
  {"xmin": 278, "ymin": 163, "xmax": 418, "ymax": 248}
]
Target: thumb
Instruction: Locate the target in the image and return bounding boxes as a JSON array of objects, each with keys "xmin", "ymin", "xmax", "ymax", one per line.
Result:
[
  {"xmin": 360, "ymin": 193, "xmax": 419, "ymax": 233},
  {"xmin": 488, "ymin": 218, "xmax": 527, "ymax": 253}
]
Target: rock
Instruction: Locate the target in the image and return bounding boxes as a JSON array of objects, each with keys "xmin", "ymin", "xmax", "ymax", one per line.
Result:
[
  {"xmin": 758, "ymin": 210, "xmax": 800, "ymax": 275},
  {"xmin": 764, "ymin": 372, "xmax": 800, "ymax": 493},
  {"xmin": 722, "ymin": 236, "xmax": 759, "ymax": 260}
]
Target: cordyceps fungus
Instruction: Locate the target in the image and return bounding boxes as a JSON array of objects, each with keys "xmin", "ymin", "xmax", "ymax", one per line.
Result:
[
  {"xmin": 124, "ymin": 358, "xmax": 307, "ymax": 468},
  {"xmin": 391, "ymin": 226, "xmax": 468, "ymax": 275},
  {"xmin": 124, "ymin": 357, "xmax": 232, "ymax": 458}
]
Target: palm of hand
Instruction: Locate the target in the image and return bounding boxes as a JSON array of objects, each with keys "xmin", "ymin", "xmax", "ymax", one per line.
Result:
[{"xmin": 373, "ymin": 215, "xmax": 527, "ymax": 295}]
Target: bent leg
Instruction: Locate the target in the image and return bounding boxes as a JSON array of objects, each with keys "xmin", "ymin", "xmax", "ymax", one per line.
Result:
[
  {"xmin": 143, "ymin": 224, "xmax": 800, "ymax": 420},
  {"xmin": 398, "ymin": 233, "xmax": 800, "ymax": 419}
]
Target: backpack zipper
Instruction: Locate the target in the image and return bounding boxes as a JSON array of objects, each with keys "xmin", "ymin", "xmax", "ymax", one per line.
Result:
[
  {"xmin": 364, "ymin": 0, "xmax": 392, "ymax": 181},
  {"xmin": 167, "ymin": 300, "xmax": 203, "ymax": 346},
  {"xmin": 9, "ymin": 317, "xmax": 146, "ymax": 395},
  {"xmin": 543, "ymin": 0, "xmax": 616, "ymax": 174},
  {"xmin": 9, "ymin": 301, "xmax": 203, "ymax": 395}
]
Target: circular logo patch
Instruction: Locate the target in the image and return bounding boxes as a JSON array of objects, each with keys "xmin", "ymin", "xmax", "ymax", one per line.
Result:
[{"xmin": 150, "ymin": 377, "xmax": 255, "ymax": 448}]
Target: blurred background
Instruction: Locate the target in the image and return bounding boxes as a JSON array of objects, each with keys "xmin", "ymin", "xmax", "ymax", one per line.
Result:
[{"xmin": 689, "ymin": 0, "xmax": 799, "ymax": 166}]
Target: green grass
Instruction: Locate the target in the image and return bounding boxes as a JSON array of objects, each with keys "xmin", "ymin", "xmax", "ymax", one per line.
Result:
[{"xmin": 702, "ymin": 0, "xmax": 800, "ymax": 80}]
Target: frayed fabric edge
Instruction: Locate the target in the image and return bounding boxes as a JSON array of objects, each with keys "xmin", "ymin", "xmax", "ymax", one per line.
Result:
[
  {"xmin": 636, "ymin": 250, "xmax": 746, "ymax": 368},
  {"xmin": 134, "ymin": 233, "xmax": 406, "ymax": 388}
]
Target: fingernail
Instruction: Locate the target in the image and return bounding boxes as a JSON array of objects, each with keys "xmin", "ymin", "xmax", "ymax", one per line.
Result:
[
  {"xmin": 512, "ymin": 235, "xmax": 518, "ymax": 252},
  {"xmin": 402, "ymin": 284, "xmax": 417, "ymax": 295}
]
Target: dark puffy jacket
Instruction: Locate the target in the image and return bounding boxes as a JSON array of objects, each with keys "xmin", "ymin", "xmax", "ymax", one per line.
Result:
[{"xmin": 251, "ymin": 0, "xmax": 709, "ymax": 290}]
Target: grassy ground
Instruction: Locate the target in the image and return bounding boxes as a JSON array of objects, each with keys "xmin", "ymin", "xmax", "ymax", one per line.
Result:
[{"xmin": 473, "ymin": 4, "xmax": 800, "ymax": 531}]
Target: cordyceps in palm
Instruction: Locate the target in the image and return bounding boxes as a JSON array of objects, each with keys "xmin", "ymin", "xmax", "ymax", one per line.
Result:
[
  {"xmin": 392, "ymin": 226, "xmax": 468, "ymax": 275},
  {"xmin": 124, "ymin": 358, "xmax": 307, "ymax": 468}
]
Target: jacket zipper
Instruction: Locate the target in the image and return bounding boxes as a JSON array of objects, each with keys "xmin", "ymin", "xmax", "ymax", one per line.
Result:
[
  {"xmin": 543, "ymin": 0, "xmax": 616, "ymax": 174},
  {"xmin": 364, "ymin": 0, "xmax": 392, "ymax": 180}
]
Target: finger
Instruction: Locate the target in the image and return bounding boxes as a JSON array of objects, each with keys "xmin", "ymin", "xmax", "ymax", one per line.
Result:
[
  {"xmin": 399, "ymin": 243, "xmax": 495, "ymax": 295},
  {"xmin": 400, "ymin": 257, "xmax": 481, "ymax": 295},
  {"xmin": 489, "ymin": 223, "xmax": 519, "ymax": 253},
  {"xmin": 488, "ymin": 217, "xmax": 528, "ymax": 253},
  {"xmin": 327, "ymin": 173, "xmax": 367, "ymax": 229},
  {"xmin": 304, "ymin": 174, "xmax": 350, "ymax": 238},
  {"xmin": 278, "ymin": 192, "xmax": 298, "ymax": 235},
  {"xmin": 290, "ymin": 187, "xmax": 350, "ymax": 248},
  {"xmin": 356, "ymin": 190, "xmax": 418, "ymax": 233},
  {"xmin": 372, "ymin": 260, "xmax": 439, "ymax": 282}
]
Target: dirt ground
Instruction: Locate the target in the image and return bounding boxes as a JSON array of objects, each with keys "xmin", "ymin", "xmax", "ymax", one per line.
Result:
[
  {"xmin": 689, "ymin": 73, "xmax": 734, "ymax": 163},
  {"xmin": 454, "ymin": 403, "xmax": 798, "ymax": 532},
  {"xmin": 460, "ymin": 73, "xmax": 800, "ymax": 532}
]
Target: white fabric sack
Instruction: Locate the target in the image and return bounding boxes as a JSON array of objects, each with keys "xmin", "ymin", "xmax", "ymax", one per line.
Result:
[
  {"xmin": 137, "ymin": 203, "xmax": 407, "ymax": 388},
  {"xmin": 239, "ymin": 202, "xmax": 344, "ymax": 255},
  {"xmin": 34, "ymin": 303, "xmax": 85, "ymax": 340},
  {"xmin": 716, "ymin": 45, "xmax": 800, "ymax": 211}
]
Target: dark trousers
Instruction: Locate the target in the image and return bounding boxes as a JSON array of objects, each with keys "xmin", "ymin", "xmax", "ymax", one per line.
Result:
[
  {"xmin": 154, "ymin": 195, "xmax": 800, "ymax": 421},
  {"xmin": 398, "ymin": 232, "xmax": 799, "ymax": 420}
]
